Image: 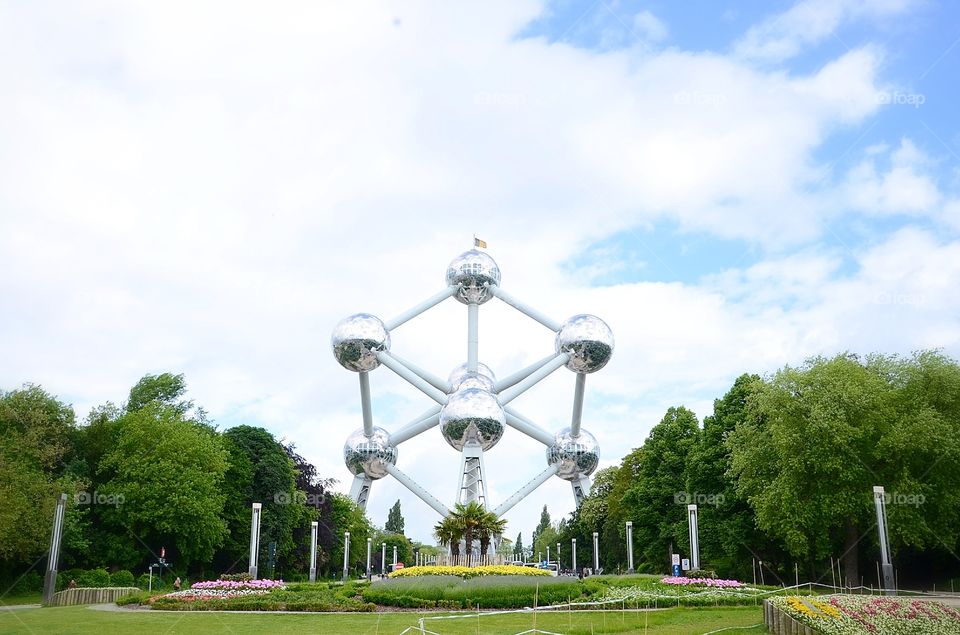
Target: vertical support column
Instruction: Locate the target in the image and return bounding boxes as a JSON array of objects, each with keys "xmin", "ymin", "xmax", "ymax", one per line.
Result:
[
  {"xmin": 42, "ymin": 493, "xmax": 68, "ymax": 605},
  {"xmin": 571, "ymin": 474, "xmax": 591, "ymax": 508},
  {"xmin": 572, "ymin": 538, "xmax": 577, "ymax": 574},
  {"xmin": 366, "ymin": 538, "xmax": 372, "ymax": 581},
  {"xmin": 457, "ymin": 441, "xmax": 488, "ymax": 507},
  {"xmin": 467, "ymin": 302, "xmax": 479, "ymax": 372},
  {"xmin": 393, "ymin": 545, "xmax": 398, "ymax": 569},
  {"xmin": 688, "ymin": 504, "xmax": 700, "ymax": 571},
  {"xmin": 249, "ymin": 503, "xmax": 262, "ymax": 580},
  {"xmin": 359, "ymin": 371, "xmax": 374, "ymax": 437},
  {"xmin": 626, "ymin": 521, "xmax": 635, "ymax": 574},
  {"xmin": 382, "ymin": 542, "xmax": 387, "ymax": 577},
  {"xmin": 546, "ymin": 545, "xmax": 551, "ymax": 567},
  {"xmin": 874, "ymin": 486, "xmax": 896, "ymax": 595},
  {"xmin": 593, "ymin": 531, "xmax": 600, "ymax": 573},
  {"xmin": 309, "ymin": 521, "xmax": 318, "ymax": 582},
  {"xmin": 349, "ymin": 473, "xmax": 373, "ymax": 509},
  {"xmin": 570, "ymin": 373, "xmax": 586, "ymax": 438},
  {"xmin": 557, "ymin": 542, "xmax": 561, "ymax": 572},
  {"xmin": 342, "ymin": 531, "xmax": 351, "ymax": 581}
]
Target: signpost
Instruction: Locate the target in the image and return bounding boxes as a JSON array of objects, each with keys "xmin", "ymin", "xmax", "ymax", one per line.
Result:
[{"xmin": 671, "ymin": 553, "xmax": 681, "ymax": 577}]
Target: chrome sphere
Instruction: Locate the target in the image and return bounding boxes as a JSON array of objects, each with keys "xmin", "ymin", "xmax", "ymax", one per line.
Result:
[
  {"xmin": 555, "ymin": 314, "xmax": 614, "ymax": 373},
  {"xmin": 546, "ymin": 427, "xmax": 600, "ymax": 481},
  {"xmin": 448, "ymin": 362, "xmax": 496, "ymax": 392},
  {"xmin": 439, "ymin": 387, "xmax": 505, "ymax": 451},
  {"xmin": 343, "ymin": 427, "xmax": 397, "ymax": 479},
  {"xmin": 331, "ymin": 313, "xmax": 390, "ymax": 372},
  {"xmin": 446, "ymin": 250, "xmax": 501, "ymax": 305}
]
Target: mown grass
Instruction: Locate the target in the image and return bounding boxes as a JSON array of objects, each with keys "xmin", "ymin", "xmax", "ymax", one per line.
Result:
[
  {"xmin": 0, "ymin": 604, "xmax": 765, "ymax": 634},
  {"xmin": 0, "ymin": 592, "xmax": 41, "ymax": 607}
]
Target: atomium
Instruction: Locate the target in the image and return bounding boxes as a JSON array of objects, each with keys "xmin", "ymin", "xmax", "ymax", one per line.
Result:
[
  {"xmin": 546, "ymin": 427, "xmax": 599, "ymax": 481},
  {"xmin": 556, "ymin": 314, "xmax": 614, "ymax": 373},
  {"xmin": 446, "ymin": 249, "xmax": 501, "ymax": 304},
  {"xmin": 331, "ymin": 313, "xmax": 390, "ymax": 372},
  {"xmin": 343, "ymin": 426, "xmax": 397, "ymax": 479},
  {"xmin": 335, "ymin": 246, "xmax": 612, "ymax": 519},
  {"xmin": 439, "ymin": 387, "xmax": 505, "ymax": 451}
]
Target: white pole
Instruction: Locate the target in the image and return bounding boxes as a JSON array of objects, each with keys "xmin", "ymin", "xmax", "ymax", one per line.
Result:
[
  {"xmin": 688, "ymin": 505, "xmax": 700, "ymax": 571},
  {"xmin": 366, "ymin": 538, "xmax": 372, "ymax": 580},
  {"xmin": 249, "ymin": 503, "xmax": 262, "ymax": 579},
  {"xmin": 593, "ymin": 531, "xmax": 599, "ymax": 573},
  {"xmin": 393, "ymin": 545, "xmax": 398, "ymax": 568},
  {"xmin": 382, "ymin": 542, "xmax": 387, "ymax": 577},
  {"xmin": 557, "ymin": 542, "xmax": 561, "ymax": 571},
  {"xmin": 572, "ymin": 538, "xmax": 577, "ymax": 573},
  {"xmin": 874, "ymin": 486, "xmax": 896, "ymax": 595},
  {"xmin": 42, "ymin": 493, "xmax": 68, "ymax": 605},
  {"xmin": 309, "ymin": 521, "xmax": 318, "ymax": 582},
  {"xmin": 359, "ymin": 372, "xmax": 374, "ymax": 437},
  {"xmin": 342, "ymin": 531, "xmax": 351, "ymax": 581},
  {"xmin": 626, "ymin": 521, "xmax": 635, "ymax": 573}
]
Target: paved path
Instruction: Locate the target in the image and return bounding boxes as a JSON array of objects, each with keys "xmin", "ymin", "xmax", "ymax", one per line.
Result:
[{"xmin": 0, "ymin": 604, "xmax": 40, "ymax": 610}]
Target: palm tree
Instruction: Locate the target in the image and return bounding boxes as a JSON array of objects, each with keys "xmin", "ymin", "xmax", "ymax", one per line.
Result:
[
  {"xmin": 477, "ymin": 510, "xmax": 507, "ymax": 560},
  {"xmin": 434, "ymin": 515, "xmax": 463, "ymax": 559},
  {"xmin": 451, "ymin": 501, "xmax": 485, "ymax": 566}
]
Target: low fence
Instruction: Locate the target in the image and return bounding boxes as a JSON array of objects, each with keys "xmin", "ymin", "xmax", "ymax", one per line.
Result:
[
  {"xmin": 430, "ymin": 554, "xmax": 508, "ymax": 567},
  {"xmin": 48, "ymin": 586, "xmax": 140, "ymax": 607},
  {"xmin": 764, "ymin": 599, "xmax": 821, "ymax": 634}
]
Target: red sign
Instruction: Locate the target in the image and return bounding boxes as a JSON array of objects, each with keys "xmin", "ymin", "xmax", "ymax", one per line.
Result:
[
  {"xmin": 160, "ymin": 547, "xmax": 166, "ymax": 559},
  {"xmin": 395, "ymin": 563, "xmax": 405, "ymax": 569}
]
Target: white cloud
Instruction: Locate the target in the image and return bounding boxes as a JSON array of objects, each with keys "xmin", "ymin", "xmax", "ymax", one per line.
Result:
[
  {"xmin": 632, "ymin": 10, "xmax": 668, "ymax": 43},
  {"xmin": 734, "ymin": 0, "xmax": 914, "ymax": 63},
  {"xmin": 844, "ymin": 138, "xmax": 943, "ymax": 215}
]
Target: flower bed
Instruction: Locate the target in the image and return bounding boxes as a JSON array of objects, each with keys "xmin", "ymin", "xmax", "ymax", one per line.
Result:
[
  {"xmin": 660, "ymin": 576, "xmax": 745, "ymax": 588},
  {"xmin": 771, "ymin": 594, "xmax": 960, "ymax": 634},
  {"xmin": 388, "ymin": 565, "xmax": 551, "ymax": 579}
]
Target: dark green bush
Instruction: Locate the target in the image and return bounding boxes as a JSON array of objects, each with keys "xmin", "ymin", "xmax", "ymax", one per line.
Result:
[
  {"xmin": 57, "ymin": 568, "xmax": 85, "ymax": 591},
  {"xmin": 77, "ymin": 568, "xmax": 111, "ymax": 588},
  {"xmin": 11, "ymin": 571, "xmax": 43, "ymax": 594},
  {"xmin": 110, "ymin": 570, "xmax": 135, "ymax": 587}
]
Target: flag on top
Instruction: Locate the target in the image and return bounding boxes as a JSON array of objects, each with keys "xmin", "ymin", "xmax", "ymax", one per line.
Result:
[{"xmin": 474, "ymin": 237, "xmax": 487, "ymax": 249}]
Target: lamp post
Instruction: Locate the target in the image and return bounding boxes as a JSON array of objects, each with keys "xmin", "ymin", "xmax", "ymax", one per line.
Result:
[
  {"xmin": 592, "ymin": 531, "xmax": 599, "ymax": 573},
  {"xmin": 381, "ymin": 542, "xmax": 387, "ymax": 578},
  {"xmin": 572, "ymin": 538, "xmax": 577, "ymax": 574},
  {"xmin": 42, "ymin": 493, "xmax": 67, "ymax": 605},
  {"xmin": 366, "ymin": 538, "xmax": 372, "ymax": 581},
  {"xmin": 688, "ymin": 505, "xmax": 700, "ymax": 571},
  {"xmin": 309, "ymin": 521, "xmax": 318, "ymax": 582},
  {"xmin": 874, "ymin": 486, "xmax": 896, "ymax": 595},
  {"xmin": 626, "ymin": 521, "xmax": 634, "ymax": 574},
  {"xmin": 248, "ymin": 503, "xmax": 262, "ymax": 580},
  {"xmin": 557, "ymin": 542, "xmax": 561, "ymax": 572},
  {"xmin": 342, "ymin": 532, "xmax": 351, "ymax": 581}
]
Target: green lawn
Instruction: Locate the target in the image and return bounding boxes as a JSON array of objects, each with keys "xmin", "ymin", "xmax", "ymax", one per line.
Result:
[
  {"xmin": 0, "ymin": 605, "xmax": 764, "ymax": 634},
  {"xmin": 0, "ymin": 593, "xmax": 40, "ymax": 607}
]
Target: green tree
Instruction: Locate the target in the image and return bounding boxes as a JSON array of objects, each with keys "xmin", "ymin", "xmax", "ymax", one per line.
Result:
[
  {"xmin": 624, "ymin": 406, "xmax": 700, "ymax": 570},
  {"xmin": 0, "ymin": 385, "xmax": 81, "ymax": 563},
  {"xmin": 450, "ymin": 501, "xmax": 486, "ymax": 565},
  {"xmin": 531, "ymin": 505, "xmax": 551, "ymax": 555},
  {"xmin": 97, "ymin": 403, "xmax": 229, "ymax": 569},
  {"xmin": 477, "ymin": 510, "xmax": 507, "ymax": 558},
  {"xmin": 328, "ymin": 494, "xmax": 372, "ymax": 576},
  {"xmin": 385, "ymin": 500, "xmax": 404, "ymax": 535},
  {"xmin": 126, "ymin": 373, "xmax": 193, "ymax": 416},
  {"xmin": 221, "ymin": 426, "xmax": 311, "ymax": 574},
  {"xmin": 434, "ymin": 515, "xmax": 463, "ymax": 558},
  {"xmin": 514, "ymin": 532, "xmax": 524, "ymax": 560}
]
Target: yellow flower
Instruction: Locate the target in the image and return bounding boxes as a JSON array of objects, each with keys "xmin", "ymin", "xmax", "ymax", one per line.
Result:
[{"xmin": 388, "ymin": 565, "xmax": 551, "ymax": 579}]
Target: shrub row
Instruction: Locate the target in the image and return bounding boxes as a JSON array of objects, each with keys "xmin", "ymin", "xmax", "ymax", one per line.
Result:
[
  {"xmin": 55, "ymin": 569, "xmax": 136, "ymax": 591},
  {"xmin": 363, "ymin": 575, "xmax": 587, "ymax": 609}
]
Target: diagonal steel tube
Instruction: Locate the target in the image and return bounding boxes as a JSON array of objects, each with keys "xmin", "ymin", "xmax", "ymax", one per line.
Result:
[
  {"xmin": 385, "ymin": 286, "xmax": 457, "ymax": 331},
  {"xmin": 491, "ymin": 463, "xmax": 561, "ymax": 517},
  {"xmin": 493, "ymin": 353, "xmax": 563, "ymax": 393},
  {"xmin": 497, "ymin": 353, "xmax": 570, "ymax": 405},
  {"xmin": 390, "ymin": 406, "xmax": 443, "ymax": 445},
  {"xmin": 503, "ymin": 408, "xmax": 554, "ymax": 446},
  {"xmin": 489, "ymin": 286, "xmax": 562, "ymax": 332},
  {"xmin": 384, "ymin": 463, "xmax": 450, "ymax": 517},
  {"xmin": 376, "ymin": 351, "xmax": 448, "ymax": 405},
  {"xmin": 388, "ymin": 352, "xmax": 451, "ymax": 393}
]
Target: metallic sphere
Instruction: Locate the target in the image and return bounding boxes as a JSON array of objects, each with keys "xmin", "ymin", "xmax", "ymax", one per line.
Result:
[
  {"xmin": 343, "ymin": 427, "xmax": 397, "ymax": 479},
  {"xmin": 457, "ymin": 373, "xmax": 495, "ymax": 392},
  {"xmin": 546, "ymin": 427, "xmax": 600, "ymax": 481},
  {"xmin": 331, "ymin": 313, "xmax": 391, "ymax": 372},
  {"xmin": 555, "ymin": 314, "xmax": 614, "ymax": 373},
  {"xmin": 446, "ymin": 250, "xmax": 501, "ymax": 305},
  {"xmin": 448, "ymin": 362, "xmax": 496, "ymax": 392},
  {"xmin": 439, "ymin": 387, "xmax": 505, "ymax": 451}
]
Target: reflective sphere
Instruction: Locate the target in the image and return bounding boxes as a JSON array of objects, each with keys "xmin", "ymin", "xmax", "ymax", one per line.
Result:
[
  {"xmin": 331, "ymin": 313, "xmax": 390, "ymax": 372},
  {"xmin": 439, "ymin": 387, "xmax": 505, "ymax": 451},
  {"xmin": 343, "ymin": 427, "xmax": 397, "ymax": 479},
  {"xmin": 448, "ymin": 362, "xmax": 496, "ymax": 392},
  {"xmin": 555, "ymin": 314, "xmax": 614, "ymax": 373},
  {"xmin": 546, "ymin": 427, "xmax": 600, "ymax": 481},
  {"xmin": 446, "ymin": 250, "xmax": 501, "ymax": 305},
  {"xmin": 457, "ymin": 373, "xmax": 495, "ymax": 392}
]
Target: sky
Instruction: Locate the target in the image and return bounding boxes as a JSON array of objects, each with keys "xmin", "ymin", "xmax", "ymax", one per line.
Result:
[{"xmin": 1, "ymin": 0, "xmax": 959, "ymax": 549}]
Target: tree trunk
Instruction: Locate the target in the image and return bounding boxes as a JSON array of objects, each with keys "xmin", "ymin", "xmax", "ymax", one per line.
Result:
[
  {"xmin": 843, "ymin": 520, "xmax": 859, "ymax": 589},
  {"xmin": 465, "ymin": 529, "xmax": 473, "ymax": 566}
]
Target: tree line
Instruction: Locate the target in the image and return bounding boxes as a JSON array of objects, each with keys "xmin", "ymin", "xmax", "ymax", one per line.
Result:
[
  {"xmin": 523, "ymin": 351, "xmax": 960, "ymax": 588},
  {"xmin": 0, "ymin": 373, "xmax": 410, "ymax": 586}
]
